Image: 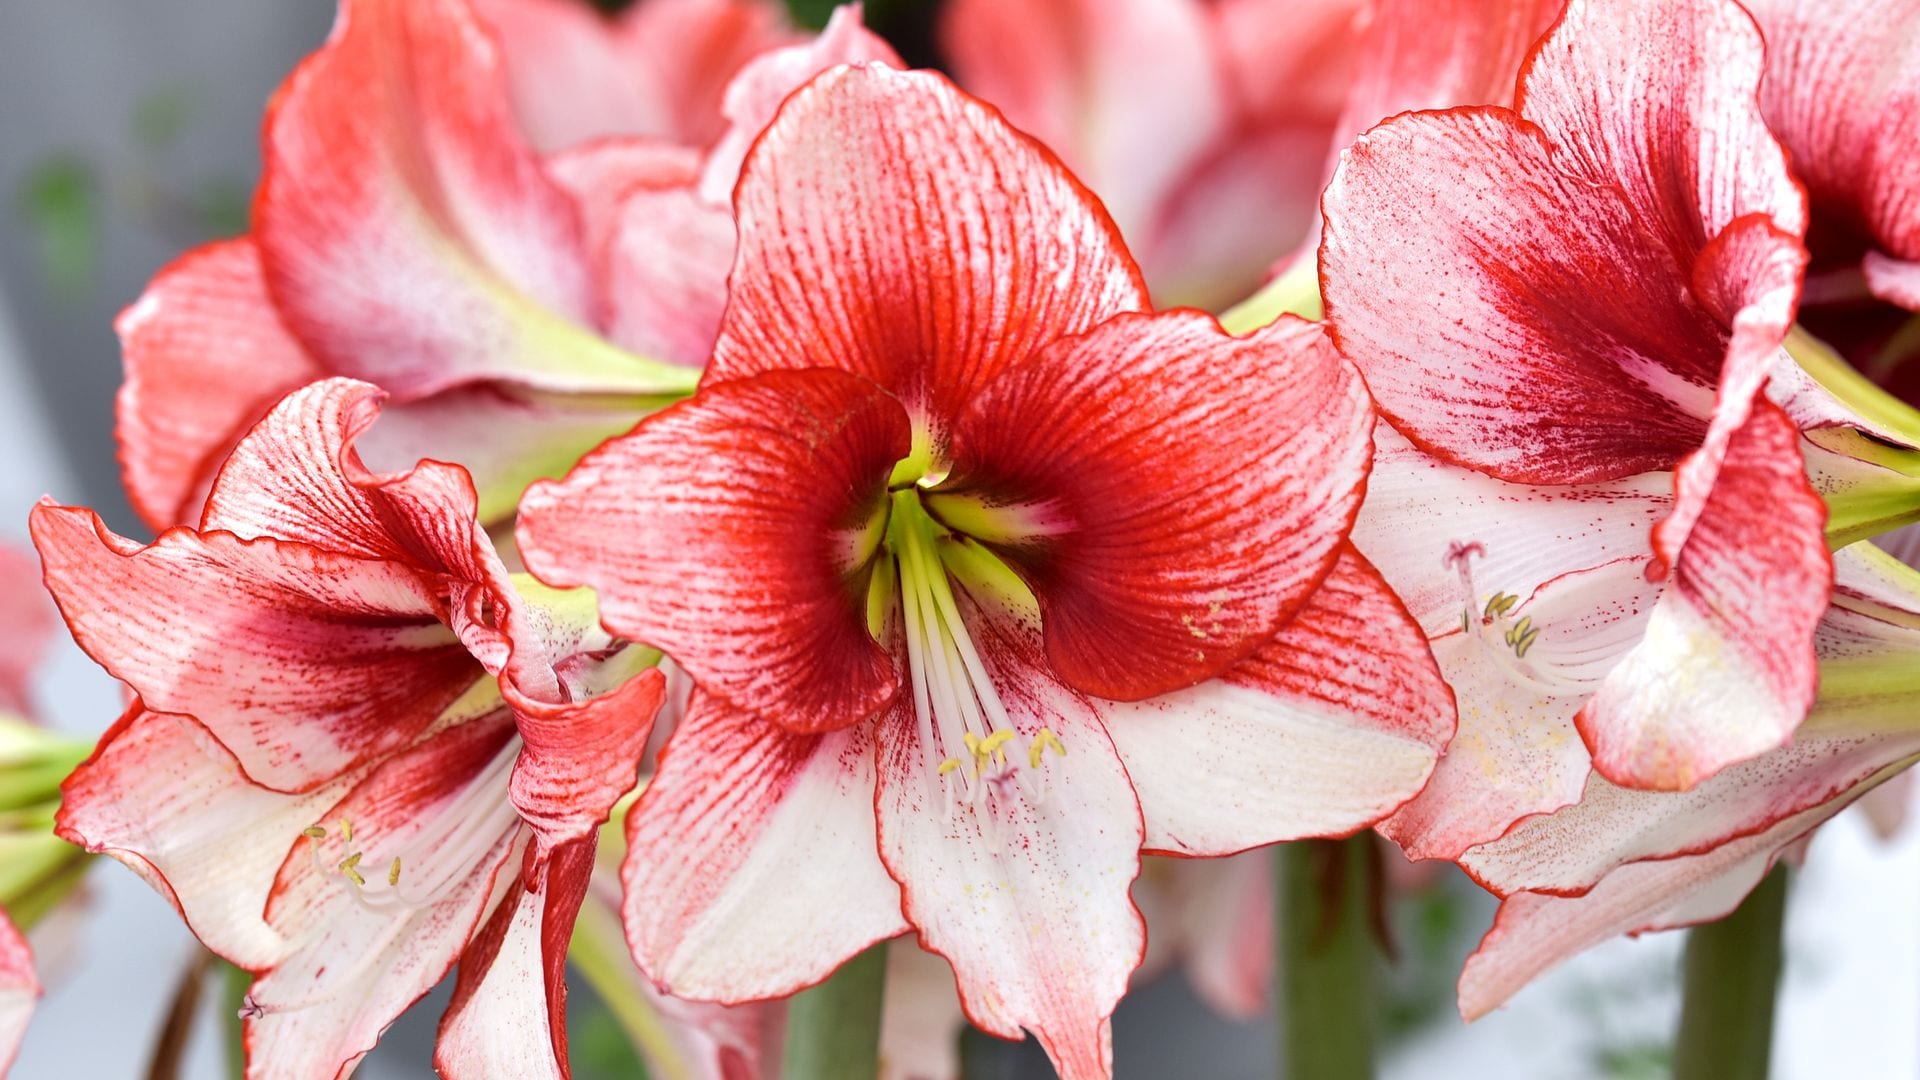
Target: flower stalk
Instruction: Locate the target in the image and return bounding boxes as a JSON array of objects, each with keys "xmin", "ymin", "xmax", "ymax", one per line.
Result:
[
  {"xmin": 1275, "ymin": 836, "xmax": 1377, "ymax": 1080},
  {"xmin": 781, "ymin": 942, "xmax": 888, "ymax": 1080},
  {"xmin": 1672, "ymin": 865, "xmax": 1788, "ymax": 1080}
]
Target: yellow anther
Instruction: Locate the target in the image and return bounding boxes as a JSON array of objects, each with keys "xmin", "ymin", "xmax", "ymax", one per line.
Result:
[
  {"xmin": 338, "ymin": 852, "xmax": 366, "ymax": 888},
  {"xmin": 962, "ymin": 732, "xmax": 982, "ymax": 756},
  {"xmin": 1513, "ymin": 626, "xmax": 1541, "ymax": 659},
  {"xmin": 937, "ymin": 758, "xmax": 963, "ymax": 776},
  {"xmin": 340, "ymin": 818, "xmax": 354, "ymax": 843},
  {"xmin": 1503, "ymin": 615, "xmax": 1533, "ymax": 646},
  {"xmin": 388, "ymin": 857, "xmax": 403, "ymax": 887},
  {"xmin": 1485, "ymin": 592, "xmax": 1519, "ymax": 618},
  {"xmin": 980, "ymin": 729, "xmax": 1015, "ymax": 765},
  {"xmin": 1028, "ymin": 727, "xmax": 1066, "ymax": 768},
  {"xmin": 301, "ymin": 826, "xmax": 327, "ymax": 839},
  {"xmin": 1460, "ymin": 611, "xmax": 1472, "ymax": 634}
]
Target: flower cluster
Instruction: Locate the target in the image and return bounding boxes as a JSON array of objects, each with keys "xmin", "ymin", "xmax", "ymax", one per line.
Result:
[{"xmin": 11, "ymin": 0, "xmax": 1920, "ymax": 1077}]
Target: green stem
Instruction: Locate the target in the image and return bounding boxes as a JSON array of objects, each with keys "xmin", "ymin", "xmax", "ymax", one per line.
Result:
[
  {"xmin": 1673, "ymin": 865, "xmax": 1788, "ymax": 1080},
  {"xmin": 781, "ymin": 943, "xmax": 888, "ymax": 1080},
  {"xmin": 1275, "ymin": 837, "xmax": 1377, "ymax": 1080},
  {"xmin": 220, "ymin": 961, "xmax": 250, "ymax": 1080}
]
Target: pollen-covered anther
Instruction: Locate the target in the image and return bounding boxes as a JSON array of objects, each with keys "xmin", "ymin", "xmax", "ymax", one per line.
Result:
[
  {"xmin": 1027, "ymin": 727, "xmax": 1066, "ymax": 768},
  {"xmin": 338, "ymin": 852, "xmax": 366, "ymax": 888}
]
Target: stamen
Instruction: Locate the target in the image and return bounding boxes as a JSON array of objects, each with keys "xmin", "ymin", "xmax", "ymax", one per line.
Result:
[
  {"xmin": 301, "ymin": 826, "xmax": 327, "ymax": 839},
  {"xmin": 337, "ymin": 852, "xmax": 365, "ymax": 887}
]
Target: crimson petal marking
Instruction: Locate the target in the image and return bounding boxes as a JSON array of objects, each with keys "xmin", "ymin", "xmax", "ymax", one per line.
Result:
[
  {"xmin": 31, "ymin": 504, "xmax": 482, "ymax": 793},
  {"xmin": 256, "ymin": 0, "xmax": 622, "ymax": 399},
  {"xmin": 250, "ymin": 717, "xmax": 524, "ymax": 1080},
  {"xmin": 621, "ymin": 691, "xmax": 907, "ymax": 1000},
  {"xmin": 696, "ymin": 4, "xmax": 903, "ymax": 205},
  {"xmin": 938, "ymin": 0, "xmax": 1226, "ymax": 244},
  {"xmin": 55, "ymin": 706, "xmax": 354, "ymax": 972},
  {"xmin": 941, "ymin": 313, "xmax": 1369, "ymax": 699},
  {"xmin": 1745, "ymin": 0, "xmax": 1920, "ymax": 304},
  {"xmin": 1321, "ymin": 108, "xmax": 1722, "ymax": 483},
  {"xmin": 0, "ymin": 911, "xmax": 34, "ymax": 1075},
  {"xmin": 435, "ymin": 840, "xmax": 596, "ymax": 1080},
  {"xmin": 1518, "ymin": 0, "xmax": 1805, "ymax": 264},
  {"xmin": 1105, "ymin": 546, "xmax": 1452, "ymax": 856},
  {"xmin": 707, "ymin": 65, "xmax": 1147, "ymax": 440},
  {"xmin": 113, "ymin": 239, "xmax": 323, "ymax": 531},
  {"xmin": 1579, "ymin": 401, "xmax": 1830, "ymax": 790},
  {"xmin": 873, "ymin": 573, "xmax": 1143, "ymax": 1080},
  {"xmin": 519, "ymin": 369, "xmax": 908, "ymax": 735}
]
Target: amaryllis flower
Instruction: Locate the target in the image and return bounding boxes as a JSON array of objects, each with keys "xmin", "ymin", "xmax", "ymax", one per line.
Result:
[
  {"xmin": 1315, "ymin": 0, "xmax": 1920, "ymax": 1013},
  {"xmin": 1323, "ymin": 0, "xmax": 1837, "ymax": 804},
  {"xmin": 41, "ymin": 378, "xmax": 665, "ymax": 1079},
  {"xmin": 116, "ymin": 0, "xmax": 718, "ymax": 531},
  {"xmin": 0, "ymin": 542, "xmax": 53, "ymax": 717},
  {"xmin": 941, "ymin": 0, "xmax": 1560, "ymax": 311},
  {"xmin": 516, "ymin": 64, "xmax": 1454, "ymax": 1078},
  {"xmin": 1745, "ymin": 0, "xmax": 1920, "ymax": 403}
]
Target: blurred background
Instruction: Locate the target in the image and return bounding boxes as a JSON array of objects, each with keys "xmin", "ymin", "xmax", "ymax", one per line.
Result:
[{"xmin": 1, "ymin": 2, "xmax": 1916, "ymax": 1077}]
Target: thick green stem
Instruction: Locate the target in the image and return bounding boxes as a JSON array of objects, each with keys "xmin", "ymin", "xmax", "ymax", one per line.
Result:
[
  {"xmin": 1275, "ymin": 836, "xmax": 1377, "ymax": 1080},
  {"xmin": 1673, "ymin": 865, "xmax": 1788, "ymax": 1080},
  {"xmin": 781, "ymin": 943, "xmax": 888, "ymax": 1080},
  {"xmin": 220, "ymin": 961, "xmax": 250, "ymax": 1080}
]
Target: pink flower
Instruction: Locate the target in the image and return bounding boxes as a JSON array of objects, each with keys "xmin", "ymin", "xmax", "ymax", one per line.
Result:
[
  {"xmin": 0, "ymin": 912, "xmax": 37, "ymax": 1074},
  {"xmin": 516, "ymin": 64, "xmax": 1454, "ymax": 1078},
  {"xmin": 43, "ymin": 379, "xmax": 666, "ymax": 1079}
]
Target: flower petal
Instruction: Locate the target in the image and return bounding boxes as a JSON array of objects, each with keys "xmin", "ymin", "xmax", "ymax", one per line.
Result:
[
  {"xmin": 31, "ymin": 504, "xmax": 483, "ymax": 792},
  {"xmin": 937, "ymin": 313, "xmax": 1370, "ymax": 699},
  {"xmin": 0, "ymin": 912, "xmax": 35, "ymax": 1076},
  {"xmin": 1578, "ymin": 400, "xmax": 1831, "ymax": 790},
  {"xmin": 257, "ymin": 0, "xmax": 676, "ymax": 399},
  {"xmin": 697, "ymin": 4, "xmax": 903, "ymax": 204},
  {"xmin": 706, "ymin": 64, "xmax": 1147, "ymax": 437},
  {"xmin": 248, "ymin": 717, "xmax": 524, "ymax": 1078},
  {"xmin": 55, "ymin": 706, "xmax": 353, "ymax": 971},
  {"xmin": 519, "ymin": 369, "xmax": 908, "ymax": 735},
  {"xmin": 505, "ymin": 665, "xmax": 666, "ymax": 872},
  {"xmin": 1330, "ymin": 0, "xmax": 1554, "ymax": 140},
  {"xmin": 1164, "ymin": 853, "xmax": 1272, "ymax": 1020},
  {"xmin": 938, "ymin": 0, "xmax": 1227, "ymax": 242},
  {"xmin": 435, "ymin": 839, "xmax": 596, "ymax": 1080},
  {"xmin": 1745, "ymin": 0, "xmax": 1920, "ymax": 301},
  {"xmin": 1456, "ymin": 791, "xmax": 1856, "ymax": 1020},
  {"xmin": 622, "ymin": 690, "xmax": 907, "ymax": 999},
  {"xmin": 1518, "ymin": 0, "xmax": 1805, "ymax": 259},
  {"xmin": 1103, "ymin": 546, "xmax": 1452, "ymax": 855},
  {"xmin": 0, "ymin": 541, "xmax": 54, "ymax": 717},
  {"xmin": 113, "ymin": 239, "xmax": 324, "ymax": 531},
  {"xmin": 873, "ymin": 572, "xmax": 1143, "ymax": 1080},
  {"xmin": 475, "ymin": 0, "xmax": 795, "ymax": 153},
  {"xmin": 880, "ymin": 942, "xmax": 967, "ymax": 1080},
  {"xmin": 600, "ymin": 185, "xmax": 737, "ymax": 367},
  {"xmin": 1321, "ymin": 107, "xmax": 1722, "ymax": 483}
]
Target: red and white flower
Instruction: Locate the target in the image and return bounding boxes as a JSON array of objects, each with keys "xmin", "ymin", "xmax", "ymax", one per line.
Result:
[
  {"xmin": 43, "ymin": 379, "xmax": 665, "ymax": 1079},
  {"xmin": 516, "ymin": 64, "xmax": 1454, "ymax": 1078},
  {"xmin": 0, "ymin": 905, "xmax": 37, "ymax": 1074}
]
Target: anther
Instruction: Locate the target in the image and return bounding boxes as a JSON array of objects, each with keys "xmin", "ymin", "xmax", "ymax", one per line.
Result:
[
  {"xmin": 301, "ymin": 826, "xmax": 327, "ymax": 839},
  {"xmin": 388, "ymin": 857, "xmax": 403, "ymax": 887},
  {"xmin": 338, "ymin": 852, "xmax": 366, "ymax": 887}
]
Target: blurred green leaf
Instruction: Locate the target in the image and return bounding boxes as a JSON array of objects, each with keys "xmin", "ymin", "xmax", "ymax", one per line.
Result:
[
  {"xmin": 1596, "ymin": 1040, "xmax": 1673, "ymax": 1080},
  {"xmin": 133, "ymin": 86, "xmax": 194, "ymax": 151},
  {"xmin": 192, "ymin": 179, "xmax": 251, "ymax": 238},
  {"xmin": 570, "ymin": 995, "xmax": 653, "ymax": 1080},
  {"xmin": 15, "ymin": 155, "xmax": 99, "ymax": 297}
]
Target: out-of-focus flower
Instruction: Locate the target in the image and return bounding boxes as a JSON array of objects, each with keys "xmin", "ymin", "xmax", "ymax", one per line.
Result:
[
  {"xmin": 115, "ymin": 0, "xmax": 719, "ymax": 531},
  {"xmin": 517, "ymin": 64, "xmax": 1454, "ymax": 1079},
  {"xmin": 0, "ymin": 915, "xmax": 35, "ymax": 1075},
  {"xmin": 0, "ymin": 543, "xmax": 53, "ymax": 719},
  {"xmin": 472, "ymin": 0, "xmax": 799, "ymax": 154},
  {"xmin": 42, "ymin": 379, "xmax": 666, "ymax": 1079},
  {"xmin": 1744, "ymin": 0, "xmax": 1920, "ymax": 404},
  {"xmin": 942, "ymin": 0, "xmax": 1560, "ymax": 311}
]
